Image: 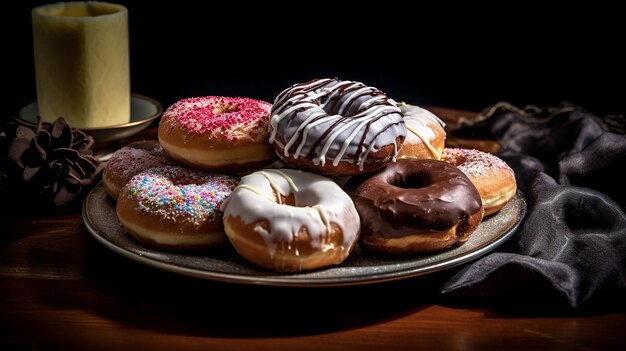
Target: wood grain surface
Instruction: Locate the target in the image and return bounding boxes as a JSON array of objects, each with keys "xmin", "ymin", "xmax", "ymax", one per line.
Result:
[{"xmin": 1, "ymin": 107, "xmax": 623, "ymax": 350}]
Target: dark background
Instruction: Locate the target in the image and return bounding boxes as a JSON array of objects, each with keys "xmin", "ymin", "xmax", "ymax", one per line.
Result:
[{"xmin": 4, "ymin": 1, "xmax": 625, "ymax": 119}]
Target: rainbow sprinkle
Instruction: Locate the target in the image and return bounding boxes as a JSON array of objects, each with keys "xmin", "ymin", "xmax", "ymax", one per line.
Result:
[{"xmin": 124, "ymin": 166, "xmax": 239, "ymax": 226}]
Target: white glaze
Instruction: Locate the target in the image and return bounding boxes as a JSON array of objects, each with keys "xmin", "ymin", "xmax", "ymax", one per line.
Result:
[
  {"xmin": 220, "ymin": 169, "xmax": 360, "ymax": 258},
  {"xmin": 399, "ymin": 103, "xmax": 446, "ymax": 160},
  {"xmin": 269, "ymin": 78, "xmax": 407, "ymax": 170}
]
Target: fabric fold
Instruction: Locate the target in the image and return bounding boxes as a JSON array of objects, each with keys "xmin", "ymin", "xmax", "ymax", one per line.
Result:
[{"xmin": 441, "ymin": 103, "xmax": 626, "ymax": 309}]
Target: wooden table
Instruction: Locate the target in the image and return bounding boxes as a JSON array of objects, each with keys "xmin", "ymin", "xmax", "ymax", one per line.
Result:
[{"xmin": 1, "ymin": 107, "xmax": 623, "ymax": 350}]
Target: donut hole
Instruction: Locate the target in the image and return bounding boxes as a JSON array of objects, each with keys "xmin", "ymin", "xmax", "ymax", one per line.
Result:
[
  {"xmin": 388, "ymin": 172, "xmax": 431, "ymax": 190},
  {"xmin": 443, "ymin": 155, "xmax": 466, "ymax": 167},
  {"xmin": 315, "ymin": 87, "xmax": 380, "ymax": 118},
  {"xmin": 272, "ymin": 189, "xmax": 297, "ymax": 206},
  {"xmin": 169, "ymin": 178, "xmax": 205, "ymax": 187},
  {"xmin": 165, "ymin": 177, "xmax": 207, "ymax": 189},
  {"xmin": 213, "ymin": 102, "xmax": 240, "ymax": 115},
  {"xmin": 318, "ymin": 98, "xmax": 359, "ymax": 118},
  {"xmin": 270, "ymin": 188, "xmax": 325, "ymax": 209}
]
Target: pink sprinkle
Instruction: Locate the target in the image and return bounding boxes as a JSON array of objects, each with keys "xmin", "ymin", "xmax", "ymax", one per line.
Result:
[{"xmin": 161, "ymin": 96, "xmax": 271, "ymax": 141}]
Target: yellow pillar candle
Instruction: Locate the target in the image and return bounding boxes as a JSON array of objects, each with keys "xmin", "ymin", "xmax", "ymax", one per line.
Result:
[{"xmin": 32, "ymin": 1, "xmax": 130, "ymax": 128}]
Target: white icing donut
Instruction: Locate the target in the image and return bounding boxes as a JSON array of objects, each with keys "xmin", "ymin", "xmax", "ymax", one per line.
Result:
[{"xmin": 220, "ymin": 169, "xmax": 360, "ymax": 272}]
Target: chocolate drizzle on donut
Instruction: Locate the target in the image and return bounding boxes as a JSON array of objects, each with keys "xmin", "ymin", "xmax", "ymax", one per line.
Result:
[
  {"xmin": 269, "ymin": 78, "xmax": 407, "ymax": 170},
  {"xmin": 348, "ymin": 159, "xmax": 483, "ymax": 238}
]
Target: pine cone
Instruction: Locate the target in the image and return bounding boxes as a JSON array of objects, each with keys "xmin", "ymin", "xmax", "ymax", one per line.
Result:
[{"xmin": 1, "ymin": 117, "xmax": 103, "ymax": 206}]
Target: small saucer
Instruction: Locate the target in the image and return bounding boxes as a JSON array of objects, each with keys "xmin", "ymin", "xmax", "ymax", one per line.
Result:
[{"xmin": 15, "ymin": 94, "xmax": 163, "ymax": 144}]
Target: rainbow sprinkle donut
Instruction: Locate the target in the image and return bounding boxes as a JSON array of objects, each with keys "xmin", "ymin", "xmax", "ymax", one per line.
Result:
[{"xmin": 116, "ymin": 165, "xmax": 239, "ymax": 250}]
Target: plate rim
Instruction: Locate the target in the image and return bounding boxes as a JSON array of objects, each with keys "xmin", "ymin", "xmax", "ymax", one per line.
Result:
[
  {"xmin": 15, "ymin": 93, "xmax": 163, "ymax": 131},
  {"xmin": 82, "ymin": 183, "xmax": 526, "ymax": 287}
]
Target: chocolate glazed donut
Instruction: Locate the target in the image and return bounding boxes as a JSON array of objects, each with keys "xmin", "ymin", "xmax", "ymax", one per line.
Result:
[
  {"xmin": 347, "ymin": 159, "xmax": 484, "ymax": 254},
  {"xmin": 269, "ymin": 78, "xmax": 407, "ymax": 176}
]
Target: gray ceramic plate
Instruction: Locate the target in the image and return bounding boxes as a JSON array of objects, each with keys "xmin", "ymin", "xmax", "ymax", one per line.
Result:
[
  {"xmin": 16, "ymin": 94, "xmax": 162, "ymax": 144},
  {"xmin": 82, "ymin": 183, "xmax": 526, "ymax": 286}
]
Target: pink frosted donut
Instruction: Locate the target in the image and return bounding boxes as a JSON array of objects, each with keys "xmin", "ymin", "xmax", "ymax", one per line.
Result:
[
  {"xmin": 158, "ymin": 96, "xmax": 276, "ymax": 172},
  {"xmin": 103, "ymin": 140, "xmax": 175, "ymax": 200},
  {"xmin": 442, "ymin": 148, "xmax": 517, "ymax": 216},
  {"xmin": 116, "ymin": 165, "xmax": 239, "ymax": 250}
]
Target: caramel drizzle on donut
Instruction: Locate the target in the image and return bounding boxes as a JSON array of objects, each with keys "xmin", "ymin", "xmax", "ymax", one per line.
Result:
[
  {"xmin": 399, "ymin": 103, "xmax": 446, "ymax": 160},
  {"xmin": 406, "ymin": 124, "xmax": 441, "ymax": 159},
  {"xmin": 269, "ymin": 78, "xmax": 407, "ymax": 170}
]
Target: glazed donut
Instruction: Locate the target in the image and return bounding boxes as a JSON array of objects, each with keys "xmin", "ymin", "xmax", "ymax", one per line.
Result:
[
  {"xmin": 442, "ymin": 148, "xmax": 517, "ymax": 216},
  {"xmin": 269, "ymin": 78, "xmax": 407, "ymax": 176},
  {"xmin": 396, "ymin": 103, "xmax": 447, "ymax": 160},
  {"xmin": 158, "ymin": 96, "xmax": 275, "ymax": 172},
  {"xmin": 117, "ymin": 165, "xmax": 239, "ymax": 250},
  {"xmin": 348, "ymin": 159, "xmax": 484, "ymax": 254},
  {"xmin": 103, "ymin": 140, "xmax": 174, "ymax": 199},
  {"xmin": 220, "ymin": 169, "xmax": 360, "ymax": 272}
]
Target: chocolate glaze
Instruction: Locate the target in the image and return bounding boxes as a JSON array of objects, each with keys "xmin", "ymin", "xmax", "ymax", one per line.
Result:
[
  {"xmin": 269, "ymin": 78, "xmax": 407, "ymax": 170},
  {"xmin": 348, "ymin": 159, "xmax": 483, "ymax": 238}
]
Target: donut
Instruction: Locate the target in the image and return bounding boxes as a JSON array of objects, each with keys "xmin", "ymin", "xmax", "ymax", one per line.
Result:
[
  {"xmin": 442, "ymin": 148, "xmax": 517, "ymax": 216},
  {"xmin": 116, "ymin": 165, "xmax": 239, "ymax": 250},
  {"xmin": 103, "ymin": 140, "xmax": 174, "ymax": 199},
  {"xmin": 396, "ymin": 103, "xmax": 447, "ymax": 160},
  {"xmin": 269, "ymin": 78, "xmax": 407, "ymax": 176},
  {"xmin": 220, "ymin": 169, "xmax": 360, "ymax": 272},
  {"xmin": 158, "ymin": 96, "xmax": 275, "ymax": 172},
  {"xmin": 347, "ymin": 159, "xmax": 484, "ymax": 254}
]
